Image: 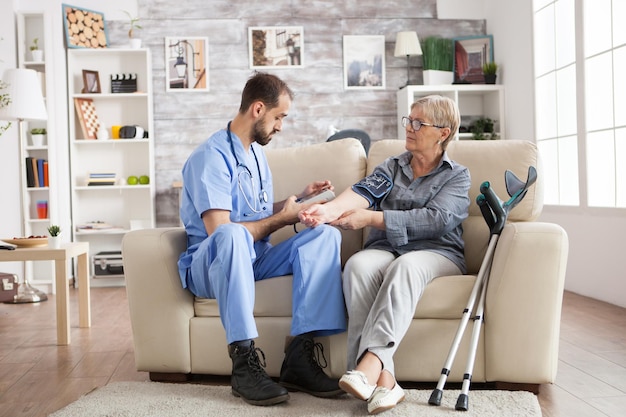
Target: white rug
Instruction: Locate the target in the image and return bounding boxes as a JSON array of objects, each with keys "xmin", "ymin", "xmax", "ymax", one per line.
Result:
[{"xmin": 49, "ymin": 381, "xmax": 542, "ymax": 417}]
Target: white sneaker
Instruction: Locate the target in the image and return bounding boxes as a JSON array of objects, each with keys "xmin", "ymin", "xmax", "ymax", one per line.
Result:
[
  {"xmin": 338, "ymin": 370, "xmax": 376, "ymax": 400},
  {"xmin": 367, "ymin": 383, "xmax": 405, "ymax": 414}
]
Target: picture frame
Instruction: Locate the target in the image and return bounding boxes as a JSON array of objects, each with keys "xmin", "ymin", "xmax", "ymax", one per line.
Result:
[
  {"xmin": 249, "ymin": 26, "xmax": 304, "ymax": 69},
  {"xmin": 165, "ymin": 37, "xmax": 210, "ymax": 92},
  {"xmin": 62, "ymin": 4, "xmax": 108, "ymax": 49},
  {"xmin": 82, "ymin": 70, "xmax": 101, "ymax": 93},
  {"xmin": 452, "ymin": 35, "xmax": 494, "ymax": 84},
  {"xmin": 343, "ymin": 35, "xmax": 386, "ymax": 90},
  {"xmin": 74, "ymin": 98, "xmax": 99, "ymax": 139}
]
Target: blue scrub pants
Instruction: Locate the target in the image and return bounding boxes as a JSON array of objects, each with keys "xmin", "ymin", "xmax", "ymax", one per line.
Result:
[{"xmin": 187, "ymin": 223, "xmax": 346, "ymax": 344}]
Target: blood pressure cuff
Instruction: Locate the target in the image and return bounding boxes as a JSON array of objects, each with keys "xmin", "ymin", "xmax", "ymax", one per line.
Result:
[{"xmin": 351, "ymin": 172, "xmax": 393, "ymax": 207}]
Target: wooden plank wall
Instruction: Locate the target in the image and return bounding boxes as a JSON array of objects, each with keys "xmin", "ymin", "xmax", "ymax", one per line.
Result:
[{"xmin": 105, "ymin": 0, "xmax": 484, "ymax": 226}]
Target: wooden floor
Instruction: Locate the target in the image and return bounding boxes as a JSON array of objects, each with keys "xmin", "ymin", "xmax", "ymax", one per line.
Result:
[{"xmin": 0, "ymin": 287, "xmax": 624, "ymax": 416}]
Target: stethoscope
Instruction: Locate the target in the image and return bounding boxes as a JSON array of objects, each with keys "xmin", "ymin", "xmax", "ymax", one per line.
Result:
[{"xmin": 227, "ymin": 121, "xmax": 268, "ymax": 213}]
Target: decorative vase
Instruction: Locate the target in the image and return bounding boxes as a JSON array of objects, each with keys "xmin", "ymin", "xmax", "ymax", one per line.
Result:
[
  {"xmin": 49, "ymin": 236, "xmax": 61, "ymax": 249},
  {"xmin": 423, "ymin": 70, "xmax": 454, "ymax": 85},
  {"xmin": 31, "ymin": 134, "xmax": 46, "ymax": 147},
  {"xmin": 97, "ymin": 125, "xmax": 110, "ymax": 140},
  {"xmin": 31, "ymin": 50, "xmax": 43, "ymax": 62},
  {"xmin": 130, "ymin": 38, "xmax": 142, "ymax": 49}
]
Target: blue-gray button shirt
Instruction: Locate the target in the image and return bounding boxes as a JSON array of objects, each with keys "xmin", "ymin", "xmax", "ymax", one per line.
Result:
[{"xmin": 363, "ymin": 151, "xmax": 471, "ymax": 274}]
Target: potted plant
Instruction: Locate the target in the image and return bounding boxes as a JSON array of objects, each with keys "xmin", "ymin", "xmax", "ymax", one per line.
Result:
[
  {"xmin": 30, "ymin": 127, "xmax": 47, "ymax": 147},
  {"xmin": 47, "ymin": 225, "xmax": 62, "ymax": 248},
  {"xmin": 124, "ymin": 10, "xmax": 142, "ymax": 49},
  {"xmin": 421, "ymin": 36, "xmax": 454, "ymax": 85},
  {"xmin": 482, "ymin": 62, "xmax": 498, "ymax": 84},
  {"xmin": 470, "ymin": 117, "xmax": 498, "ymax": 140},
  {"xmin": 30, "ymin": 38, "xmax": 43, "ymax": 62}
]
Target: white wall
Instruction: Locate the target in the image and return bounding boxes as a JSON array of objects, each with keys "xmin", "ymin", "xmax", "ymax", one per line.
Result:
[{"xmin": 0, "ymin": 0, "xmax": 21, "ymax": 276}]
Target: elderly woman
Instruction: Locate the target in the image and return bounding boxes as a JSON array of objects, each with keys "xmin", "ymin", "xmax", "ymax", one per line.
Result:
[{"xmin": 299, "ymin": 95, "xmax": 470, "ymax": 414}]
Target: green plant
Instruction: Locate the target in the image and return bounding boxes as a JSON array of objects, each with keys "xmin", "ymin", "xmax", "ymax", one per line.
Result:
[
  {"xmin": 482, "ymin": 62, "xmax": 498, "ymax": 75},
  {"xmin": 31, "ymin": 128, "xmax": 47, "ymax": 135},
  {"xmin": 470, "ymin": 117, "xmax": 498, "ymax": 140},
  {"xmin": 47, "ymin": 225, "xmax": 61, "ymax": 237},
  {"xmin": 30, "ymin": 38, "xmax": 39, "ymax": 51},
  {"xmin": 123, "ymin": 10, "xmax": 142, "ymax": 39},
  {"xmin": 421, "ymin": 36, "xmax": 453, "ymax": 71}
]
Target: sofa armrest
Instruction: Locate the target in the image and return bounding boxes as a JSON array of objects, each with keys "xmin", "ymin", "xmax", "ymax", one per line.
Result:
[
  {"xmin": 484, "ymin": 222, "xmax": 568, "ymax": 383},
  {"xmin": 122, "ymin": 227, "xmax": 195, "ymax": 373}
]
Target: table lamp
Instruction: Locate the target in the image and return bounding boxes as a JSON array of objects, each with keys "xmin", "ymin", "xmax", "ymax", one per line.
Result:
[
  {"xmin": 394, "ymin": 31, "xmax": 422, "ymax": 88},
  {"xmin": 0, "ymin": 68, "xmax": 49, "ymax": 303}
]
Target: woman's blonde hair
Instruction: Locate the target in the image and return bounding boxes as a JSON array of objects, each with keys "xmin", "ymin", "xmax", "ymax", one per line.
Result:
[{"xmin": 410, "ymin": 95, "xmax": 460, "ymax": 149}]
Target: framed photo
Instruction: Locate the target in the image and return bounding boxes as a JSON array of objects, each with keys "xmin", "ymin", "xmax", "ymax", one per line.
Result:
[
  {"xmin": 165, "ymin": 37, "xmax": 209, "ymax": 92},
  {"xmin": 74, "ymin": 98, "xmax": 100, "ymax": 139},
  {"xmin": 343, "ymin": 35, "xmax": 385, "ymax": 90},
  {"xmin": 249, "ymin": 26, "xmax": 303, "ymax": 69},
  {"xmin": 82, "ymin": 70, "xmax": 101, "ymax": 93},
  {"xmin": 452, "ymin": 35, "xmax": 494, "ymax": 84},
  {"xmin": 62, "ymin": 4, "xmax": 108, "ymax": 49}
]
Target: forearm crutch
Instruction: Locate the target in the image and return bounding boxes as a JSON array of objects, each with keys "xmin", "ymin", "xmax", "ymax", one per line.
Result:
[{"xmin": 429, "ymin": 166, "xmax": 537, "ymax": 410}]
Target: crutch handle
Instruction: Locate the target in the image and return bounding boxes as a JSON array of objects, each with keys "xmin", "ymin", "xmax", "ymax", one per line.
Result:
[
  {"xmin": 476, "ymin": 194, "xmax": 496, "ymax": 230},
  {"xmin": 480, "ymin": 181, "xmax": 507, "ymax": 235}
]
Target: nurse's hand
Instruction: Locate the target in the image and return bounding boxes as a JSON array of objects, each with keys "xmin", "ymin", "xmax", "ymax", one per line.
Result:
[
  {"xmin": 278, "ymin": 195, "xmax": 303, "ymax": 225},
  {"xmin": 297, "ymin": 180, "xmax": 333, "ymax": 201}
]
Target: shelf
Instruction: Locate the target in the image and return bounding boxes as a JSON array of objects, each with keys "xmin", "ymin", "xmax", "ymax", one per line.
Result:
[
  {"xmin": 397, "ymin": 84, "xmax": 505, "ymax": 141},
  {"xmin": 75, "ymin": 229, "xmax": 127, "ymax": 236},
  {"xmin": 74, "ymin": 185, "xmax": 151, "ymax": 191},
  {"xmin": 72, "ymin": 93, "xmax": 149, "ymax": 99},
  {"xmin": 67, "ymin": 48, "xmax": 155, "ymax": 285},
  {"xmin": 72, "ymin": 138, "xmax": 150, "ymax": 145},
  {"xmin": 16, "ymin": 11, "xmax": 56, "ymax": 290}
]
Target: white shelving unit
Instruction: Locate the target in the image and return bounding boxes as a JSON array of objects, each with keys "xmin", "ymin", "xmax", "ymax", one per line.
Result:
[
  {"xmin": 67, "ymin": 48, "xmax": 155, "ymax": 286},
  {"xmin": 397, "ymin": 84, "xmax": 505, "ymax": 140},
  {"xmin": 15, "ymin": 12, "xmax": 56, "ymax": 292}
]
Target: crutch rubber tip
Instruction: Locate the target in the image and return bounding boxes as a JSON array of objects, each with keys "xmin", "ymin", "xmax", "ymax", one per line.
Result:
[
  {"xmin": 428, "ymin": 389, "xmax": 443, "ymax": 406},
  {"xmin": 455, "ymin": 394, "xmax": 469, "ymax": 411}
]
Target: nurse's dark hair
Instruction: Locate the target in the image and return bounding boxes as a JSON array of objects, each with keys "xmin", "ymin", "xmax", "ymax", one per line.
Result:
[{"xmin": 239, "ymin": 72, "xmax": 294, "ymax": 113}]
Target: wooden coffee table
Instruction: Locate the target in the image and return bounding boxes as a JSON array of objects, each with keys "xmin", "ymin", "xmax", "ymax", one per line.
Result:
[{"xmin": 0, "ymin": 242, "xmax": 90, "ymax": 345}]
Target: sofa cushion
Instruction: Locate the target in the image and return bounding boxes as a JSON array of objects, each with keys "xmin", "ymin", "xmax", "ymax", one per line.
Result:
[
  {"xmin": 266, "ymin": 137, "xmax": 368, "ymax": 266},
  {"xmin": 367, "ymin": 139, "xmax": 543, "ymax": 274},
  {"xmin": 194, "ymin": 273, "xmax": 475, "ymax": 320},
  {"xmin": 368, "ymin": 139, "xmax": 543, "ymax": 221}
]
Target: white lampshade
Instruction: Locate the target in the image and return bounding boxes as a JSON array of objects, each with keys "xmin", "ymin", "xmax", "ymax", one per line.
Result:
[
  {"xmin": 394, "ymin": 31, "xmax": 422, "ymax": 57},
  {"xmin": 0, "ymin": 69, "xmax": 48, "ymax": 121}
]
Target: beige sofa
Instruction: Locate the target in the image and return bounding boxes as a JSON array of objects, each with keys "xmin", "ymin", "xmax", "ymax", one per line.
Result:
[{"xmin": 122, "ymin": 138, "xmax": 568, "ymax": 390}]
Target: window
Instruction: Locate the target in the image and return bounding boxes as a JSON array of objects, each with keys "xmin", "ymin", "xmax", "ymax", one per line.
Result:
[{"xmin": 533, "ymin": 0, "xmax": 625, "ymax": 208}]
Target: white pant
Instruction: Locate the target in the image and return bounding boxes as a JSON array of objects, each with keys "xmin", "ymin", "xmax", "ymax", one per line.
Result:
[{"xmin": 343, "ymin": 249, "xmax": 461, "ymax": 377}]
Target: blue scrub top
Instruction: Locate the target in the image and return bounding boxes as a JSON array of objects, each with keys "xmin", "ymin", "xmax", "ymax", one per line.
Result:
[{"xmin": 177, "ymin": 127, "xmax": 274, "ymax": 279}]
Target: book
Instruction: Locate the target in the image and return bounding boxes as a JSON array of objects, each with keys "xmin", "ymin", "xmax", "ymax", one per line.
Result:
[
  {"xmin": 31, "ymin": 157, "xmax": 39, "ymax": 187},
  {"xmin": 25, "ymin": 157, "xmax": 35, "ymax": 187},
  {"xmin": 37, "ymin": 159, "xmax": 44, "ymax": 188},
  {"xmin": 43, "ymin": 161, "xmax": 49, "ymax": 187}
]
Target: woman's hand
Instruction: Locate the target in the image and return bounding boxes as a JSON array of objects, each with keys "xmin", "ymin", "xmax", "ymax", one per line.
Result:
[
  {"xmin": 299, "ymin": 202, "xmax": 338, "ymax": 227},
  {"xmin": 329, "ymin": 209, "xmax": 376, "ymax": 230}
]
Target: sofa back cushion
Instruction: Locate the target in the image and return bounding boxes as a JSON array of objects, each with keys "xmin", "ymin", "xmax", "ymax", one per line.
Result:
[
  {"xmin": 367, "ymin": 139, "xmax": 543, "ymax": 274},
  {"xmin": 266, "ymin": 138, "xmax": 367, "ymax": 265}
]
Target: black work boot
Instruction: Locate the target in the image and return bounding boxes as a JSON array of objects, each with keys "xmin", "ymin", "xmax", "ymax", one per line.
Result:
[
  {"xmin": 229, "ymin": 341, "xmax": 290, "ymax": 406},
  {"xmin": 279, "ymin": 334, "xmax": 343, "ymax": 398}
]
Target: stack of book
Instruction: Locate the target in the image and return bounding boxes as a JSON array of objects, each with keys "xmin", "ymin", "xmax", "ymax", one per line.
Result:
[
  {"xmin": 87, "ymin": 172, "xmax": 116, "ymax": 186},
  {"xmin": 110, "ymin": 73, "xmax": 138, "ymax": 93},
  {"xmin": 25, "ymin": 157, "xmax": 49, "ymax": 188}
]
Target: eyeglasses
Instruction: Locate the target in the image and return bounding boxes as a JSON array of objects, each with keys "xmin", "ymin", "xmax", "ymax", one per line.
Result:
[{"xmin": 401, "ymin": 116, "xmax": 445, "ymax": 131}]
